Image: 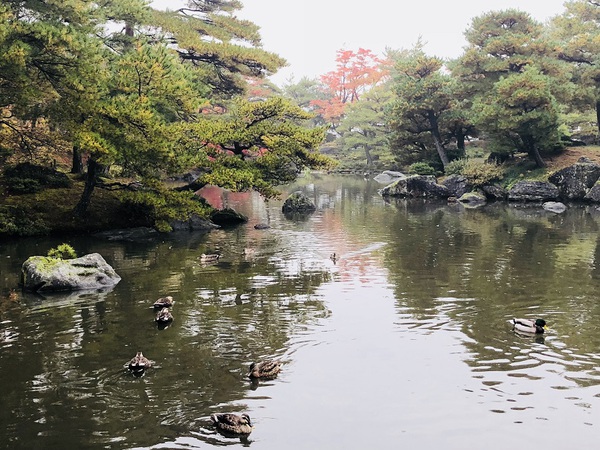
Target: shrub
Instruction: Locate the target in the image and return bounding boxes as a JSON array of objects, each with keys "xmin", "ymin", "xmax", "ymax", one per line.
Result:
[
  {"xmin": 3, "ymin": 163, "xmax": 71, "ymax": 194},
  {"xmin": 408, "ymin": 162, "xmax": 437, "ymax": 176},
  {"xmin": 47, "ymin": 244, "xmax": 77, "ymax": 260},
  {"xmin": 0, "ymin": 206, "xmax": 50, "ymax": 236},
  {"xmin": 459, "ymin": 160, "xmax": 504, "ymax": 187},
  {"xmin": 444, "ymin": 159, "xmax": 468, "ymax": 176}
]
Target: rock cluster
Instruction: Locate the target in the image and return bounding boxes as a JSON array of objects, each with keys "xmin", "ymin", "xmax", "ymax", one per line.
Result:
[{"xmin": 378, "ymin": 158, "xmax": 600, "ymax": 212}]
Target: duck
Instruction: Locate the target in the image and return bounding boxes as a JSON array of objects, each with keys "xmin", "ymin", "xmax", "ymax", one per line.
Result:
[
  {"xmin": 512, "ymin": 318, "xmax": 547, "ymax": 334},
  {"xmin": 200, "ymin": 253, "xmax": 220, "ymax": 263},
  {"xmin": 153, "ymin": 296, "xmax": 175, "ymax": 309},
  {"xmin": 155, "ymin": 307, "xmax": 174, "ymax": 324},
  {"xmin": 128, "ymin": 351, "xmax": 152, "ymax": 374},
  {"xmin": 210, "ymin": 413, "xmax": 253, "ymax": 435},
  {"xmin": 248, "ymin": 360, "xmax": 282, "ymax": 380}
]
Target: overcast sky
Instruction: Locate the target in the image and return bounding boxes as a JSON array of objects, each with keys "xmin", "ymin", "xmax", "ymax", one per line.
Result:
[{"xmin": 154, "ymin": 0, "xmax": 569, "ymax": 86}]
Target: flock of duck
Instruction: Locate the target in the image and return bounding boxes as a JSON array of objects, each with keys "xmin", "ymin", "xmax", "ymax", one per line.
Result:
[
  {"xmin": 127, "ymin": 288, "xmax": 546, "ymax": 438},
  {"xmin": 126, "ymin": 292, "xmax": 282, "ymax": 437}
]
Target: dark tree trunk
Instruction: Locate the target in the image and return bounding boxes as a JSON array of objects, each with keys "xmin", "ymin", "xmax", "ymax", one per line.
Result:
[
  {"xmin": 596, "ymin": 100, "xmax": 600, "ymax": 144},
  {"xmin": 71, "ymin": 145, "xmax": 83, "ymax": 174},
  {"xmin": 456, "ymin": 132, "xmax": 466, "ymax": 155},
  {"xmin": 523, "ymin": 136, "xmax": 546, "ymax": 168},
  {"xmin": 74, "ymin": 158, "xmax": 100, "ymax": 217},
  {"xmin": 427, "ymin": 111, "xmax": 449, "ymax": 167},
  {"xmin": 364, "ymin": 146, "xmax": 373, "ymax": 166}
]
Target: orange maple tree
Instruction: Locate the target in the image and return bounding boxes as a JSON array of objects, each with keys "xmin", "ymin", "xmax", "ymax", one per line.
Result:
[{"xmin": 311, "ymin": 48, "xmax": 388, "ymax": 129}]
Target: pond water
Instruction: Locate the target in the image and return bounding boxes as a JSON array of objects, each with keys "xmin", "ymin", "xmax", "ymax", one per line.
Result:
[{"xmin": 2, "ymin": 174, "xmax": 600, "ymax": 449}]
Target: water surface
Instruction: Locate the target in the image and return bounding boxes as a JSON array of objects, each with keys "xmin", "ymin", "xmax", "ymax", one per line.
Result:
[{"xmin": 1, "ymin": 174, "xmax": 600, "ymax": 449}]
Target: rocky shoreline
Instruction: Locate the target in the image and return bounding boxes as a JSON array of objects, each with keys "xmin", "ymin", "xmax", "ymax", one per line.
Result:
[{"xmin": 378, "ymin": 157, "xmax": 600, "ymax": 210}]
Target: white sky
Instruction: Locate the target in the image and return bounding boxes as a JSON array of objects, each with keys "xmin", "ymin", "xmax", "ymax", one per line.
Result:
[{"xmin": 154, "ymin": 0, "xmax": 569, "ymax": 86}]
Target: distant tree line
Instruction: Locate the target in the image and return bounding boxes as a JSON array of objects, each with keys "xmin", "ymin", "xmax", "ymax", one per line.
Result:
[{"xmin": 282, "ymin": 1, "xmax": 600, "ymax": 172}]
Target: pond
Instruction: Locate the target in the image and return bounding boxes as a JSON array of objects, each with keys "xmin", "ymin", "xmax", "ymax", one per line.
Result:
[{"xmin": 1, "ymin": 174, "xmax": 600, "ymax": 449}]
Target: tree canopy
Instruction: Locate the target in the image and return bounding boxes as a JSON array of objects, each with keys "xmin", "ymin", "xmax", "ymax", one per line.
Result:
[{"xmin": 0, "ymin": 0, "xmax": 333, "ymax": 224}]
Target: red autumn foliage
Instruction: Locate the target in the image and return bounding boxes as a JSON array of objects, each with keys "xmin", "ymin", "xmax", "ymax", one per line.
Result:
[{"xmin": 311, "ymin": 48, "xmax": 389, "ymax": 128}]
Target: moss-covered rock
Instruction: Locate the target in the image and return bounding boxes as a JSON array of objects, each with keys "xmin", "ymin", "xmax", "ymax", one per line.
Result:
[{"xmin": 21, "ymin": 253, "xmax": 121, "ymax": 292}]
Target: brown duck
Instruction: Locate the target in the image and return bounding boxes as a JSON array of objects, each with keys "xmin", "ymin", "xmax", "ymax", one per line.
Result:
[
  {"xmin": 155, "ymin": 307, "xmax": 174, "ymax": 324},
  {"xmin": 153, "ymin": 296, "xmax": 175, "ymax": 309},
  {"xmin": 128, "ymin": 351, "xmax": 151, "ymax": 374},
  {"xmin": 248, "ymin": 360, "xmax": 281, "ymax": 380},
  {"xmin": 211, "ymin": 413, "xmax": 253, "ymax": 435}
]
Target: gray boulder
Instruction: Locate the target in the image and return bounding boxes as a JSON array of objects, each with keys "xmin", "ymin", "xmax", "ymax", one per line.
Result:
[
  {"xmin": 170, "ymin": 214, "xmax": 219, "ymax": 231},
  {"xmin": 508, "ymin": 181, "xmax": 559, "ymax": 202},
  {"xmin": 442, "ymin": 175, "xmax": 472, "ymax": 197},
  {"xmin": 548, "ymin": 157, "xmax": 600, "ymax": 200},
  {"xmin": 543, "ymin": 201, "xmax": 567, "ymax": 213},
  {"xmin": 482, "ymin": 184, "xmax": 508, "ymax": 201},
  {"xmin": 585, "ymin": 181, "xmax": 600, "ymax": 203},
  {"xmin": 373, "ymin": 171, "xmax": 406, "ymax": 185},
  {"xmin": 379, "ymin": 175, "xmax": 450, "ymax": 199},
  {"xmin": 282, "ymin": 191, "xmax": 316, "ymax": 213},
  {"xmin": 22, "ymin": 253, "xmax": 121, "ymax": 292}
]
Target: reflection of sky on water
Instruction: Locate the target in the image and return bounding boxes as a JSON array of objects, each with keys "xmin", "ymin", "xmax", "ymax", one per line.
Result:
[{"xmin": 3, "ymin": 176, "xmax": 600, "ymax": 448}]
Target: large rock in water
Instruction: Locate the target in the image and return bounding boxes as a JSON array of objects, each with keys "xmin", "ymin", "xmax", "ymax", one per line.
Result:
[
  {"xmin": 282, "ymin": 191, "xmax": 316, "ymax": 213},
  {"xmin": 379, "ymin": 175, "xmax": 450, "ymax": 199},
  {"xmin": 508, "ymin": 181, "xmax": 559, "ymax": 202},
  {"xmin": 548, "ymin": 157, "xmax": 600, "ymax": 200},
  {"xmin": 21, "ymin": 253, "xmax": 121, "ymax": 292},
  {"xmin": 210, "ymin": 208, "xmax": 248, "ymax": 226},
  {"xmin": 373, "ymin": 171, "xmax": 406, "ymax": 185}
]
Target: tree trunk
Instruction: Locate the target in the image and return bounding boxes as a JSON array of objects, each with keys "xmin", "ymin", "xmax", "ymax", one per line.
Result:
[
  {"xmin": 427, "ymin": 111, "xmax": 449, "ymax": 167},
  {"xmin": 456, "ymin": 132, "xmax": 466, "ymax": 156},
  {"xmin": 71, "ymin": 145, "xmax": 83, "ymax": 174},
  {"xmin": 74, "ymin": 157, "xmax": 100, "ymax": 217},
  {"xmin": 523, "ymin": 136, "xmax": 546, "ymax": 168},
  {"xmin": 596, "ymin": 99, "xmax": 600, "ymax": 144},
  {"xmin": 364, "ymin": 146, "xmax": 374, "ymax": 166}
]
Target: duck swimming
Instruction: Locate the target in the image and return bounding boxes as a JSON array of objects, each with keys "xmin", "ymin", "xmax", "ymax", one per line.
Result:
[
  {"xmin": 210, "ymin": 413, "xmax": 253, "ymax": 435},
  {"xmin": 128, "ymin": 351, "xmax": 152, "ymax": 374},
  {"xmin": 248, "ymin": 360, "xmax": 281, "ymax": 380},
  {"xmin": 155, "ymin": 307, "xmax": 174, "ymax": 324},
  {"xmin": 153, "ymin": 296, "xmax": 174, "ymax": 309},
  {"xmin": 200, "ymin": 254, "xmax": 220, "ymax": 263},
  {"xmin": 512, "ymin": 318, "xmax": 547, "ymax": 334}
]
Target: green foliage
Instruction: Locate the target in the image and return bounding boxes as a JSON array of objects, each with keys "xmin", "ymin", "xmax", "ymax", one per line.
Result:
[
  {"xmin": 0, "ymin": 206, "xmax": 50, "ymax": 237},
  {"xmin": 3, "ymin": 163, "xmax": 71, "ymax": 194},
  {"xmin": 472, "ymin": 68, "xmax": 563, "ymax": 166},
  {"xmin": 388, "ymin": 46, "xmax": 471, "ymax": 168},
  {"xmin": 408, "ymin": 162, "xmax": 437, "ymax": 176},
  {"xmin": 119, "ymin": 189, "xmax": 214, "ymax": 232},
  {"xmin": 501, "ymin": 158, "xmax": 547, "ymax": 188},
  {"xmin": 444, "ymin": 158, "xmax": 468, "ymax": 176},
  {"xmin": 189, "ymin": 97, "xmax": 333, "ymax": 197},
  {"xmin": 47, "ymin": 244, "xmax": 77, "ymax": 260},
  {"xmin": 450, "ymin": 159, "xmax": 504, "ymax": 187},
  {"xmin": 150, "ymin": 1, "xmax": 285, "ymax": 97}
]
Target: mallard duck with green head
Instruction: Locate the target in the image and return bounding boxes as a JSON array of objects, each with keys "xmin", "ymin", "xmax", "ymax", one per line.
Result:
[
  {"xmin": 210, "ymin": 413, "xmax": 253, "ymax": 435},
  {"xmin": 248, "ymin": 360, "xmax": 281, "ymax": 380},
  {"xmin": 512, "ymin": 318, "xmax": 547, "ymax": 334},
  {"xmin": 128, "ymin": 351, "xmax": 152, "ymax": 374},
  {"xmin": 153, "ymin": 296, "xmax": 174, "ymax": 309}
]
